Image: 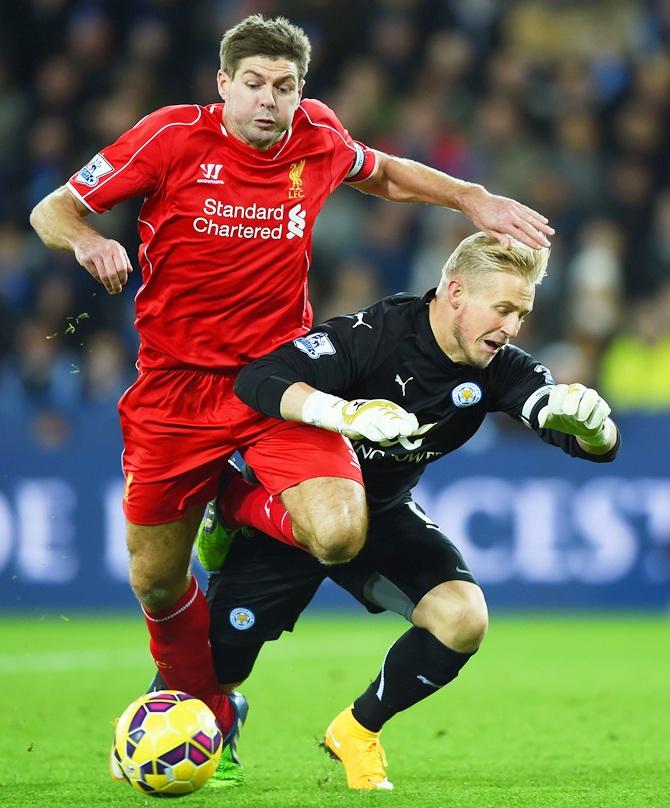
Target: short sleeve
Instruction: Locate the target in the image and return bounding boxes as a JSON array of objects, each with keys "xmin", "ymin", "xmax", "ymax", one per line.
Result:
[
  {"xmin": 66, "ymin": 105, "xmax": 199, "ymax": 212},
  {"xmin": 342, "ymin": 140, "xmax": 378, "ymax": 184},
  {"xmin": 299, "ymin": 99, "xmax": 378, "ymax": 192}
]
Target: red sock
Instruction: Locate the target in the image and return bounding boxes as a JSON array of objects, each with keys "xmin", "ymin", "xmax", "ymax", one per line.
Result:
[
  {"xmin": 219, "ymin": 473, "xmax": 303, "ymax": 550},
  {"xmin": 142, "ymin": 576, "xmax": 234, "ymax": 734}
]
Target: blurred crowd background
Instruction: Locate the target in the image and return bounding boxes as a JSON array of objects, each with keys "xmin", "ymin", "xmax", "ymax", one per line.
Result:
[{"xmin": 2, "ymin": 0, "xmax": 670, "ymax": 447}]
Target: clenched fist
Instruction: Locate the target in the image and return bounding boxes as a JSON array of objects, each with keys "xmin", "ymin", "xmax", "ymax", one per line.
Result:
[
  {"xmin": 538, "ymin": 383, "xmax": 615, "ymax": 450},
  {"xmin": 302, "ymin": 392, "xmax": 433, "ymax": 443}
]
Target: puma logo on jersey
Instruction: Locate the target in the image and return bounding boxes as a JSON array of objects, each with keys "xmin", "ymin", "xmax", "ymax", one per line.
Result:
[
  {"xmin": 395, "ymin": 374, "xmax": 414, "ymax": 397},
  {"xmin": 352, "ymin": 312, "xmax": 372, "ymax": 329},
  {"xmin": 197, "ymin": 163, "xmax": 225, "ymax": 184}
]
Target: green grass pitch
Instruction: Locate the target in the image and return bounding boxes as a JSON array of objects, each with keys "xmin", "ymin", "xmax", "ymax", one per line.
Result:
[{"xmin": 0, "ymin": 612, "xmax": 668, "ymax": 807}]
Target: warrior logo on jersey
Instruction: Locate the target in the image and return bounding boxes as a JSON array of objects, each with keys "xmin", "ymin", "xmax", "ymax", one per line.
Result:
[
  {"xmin": 294, "ymin": 331, "xmax": 336, "ymax": 359},
  {"xmin": 75, "ymin": 153, "xmax": 114, "ymax": 187},
  {"xmin": 288, "ymin": 159, "xmax": 306, "ymax": 199},
  {"xmin": 198, "ymin": 163, "xmax": 225, "ymax": 184},
  {"xmin": 451, "ymin": 382, "xmax": 482, "ymax": 407},
  {"xmin": 229, "ymin": 607, "xmax": 255, "ymax": 630}
]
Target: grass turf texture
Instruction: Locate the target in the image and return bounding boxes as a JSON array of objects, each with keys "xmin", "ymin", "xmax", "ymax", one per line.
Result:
[{"xmin": 0, "ymin": 614, "xmax": 668, "ymax": 807}]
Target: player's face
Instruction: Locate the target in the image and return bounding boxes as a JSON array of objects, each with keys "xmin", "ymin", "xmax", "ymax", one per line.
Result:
[
  {"xmin": 218, "ymin": 56, "xmax": 304, "ymax": 150},
  {"xmin": 438, "ymin": 272, "xmax": 535, "ymax": 368}
]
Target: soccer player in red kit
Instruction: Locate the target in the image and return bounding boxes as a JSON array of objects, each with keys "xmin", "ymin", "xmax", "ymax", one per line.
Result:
[{"xmin": 29, "ymin": 14, "xmax": 554, "ymax": 740}]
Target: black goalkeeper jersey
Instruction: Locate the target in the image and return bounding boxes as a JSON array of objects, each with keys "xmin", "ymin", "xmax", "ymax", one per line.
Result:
[{"xmin": 235, "ymin": 290, "xmax": 619, "ymax": 512}]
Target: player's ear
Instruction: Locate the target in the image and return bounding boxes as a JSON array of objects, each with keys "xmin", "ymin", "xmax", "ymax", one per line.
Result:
[
  {"xmin": 297, "ymin": 79, "xmax": 305, "ymax": 100},
  {"xmin": 447, "ymin": 278, "xmax": 464, "ymax": 309},
  {"xmin": 217, "ymin": 69, "xmax": 231, "ymax": 101}
]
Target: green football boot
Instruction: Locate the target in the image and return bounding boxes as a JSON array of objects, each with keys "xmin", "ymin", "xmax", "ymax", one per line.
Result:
[
  {"xmin": 196, "ymin": 460, "xmax": 254, "ymax": 571},
  {"xmin": 209, "ymin": 691, "xmax": 249, "ymax": 788},
  {"xmin": 195, "ymin": 499, "xmax": 238, "ymax": 571}
]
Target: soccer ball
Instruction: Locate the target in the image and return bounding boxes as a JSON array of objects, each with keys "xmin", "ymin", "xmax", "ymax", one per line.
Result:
[{"xmin": 113, "ymin": 690, "xmax": 223, "ymax": 797}]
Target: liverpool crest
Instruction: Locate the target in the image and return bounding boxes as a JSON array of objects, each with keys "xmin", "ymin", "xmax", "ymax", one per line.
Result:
[{"xmin": 288, "ymin": 159, "xmax": 306, "ymax": 199}]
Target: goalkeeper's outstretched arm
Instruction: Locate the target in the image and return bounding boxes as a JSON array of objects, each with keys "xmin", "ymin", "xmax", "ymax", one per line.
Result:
[
  {"xmin": 235, "ymin": 365, "xmax": 431, "ymax": 444},
  {"xmin": 279, "ymin": 380, "xmax": 429, "ymax": 443}
]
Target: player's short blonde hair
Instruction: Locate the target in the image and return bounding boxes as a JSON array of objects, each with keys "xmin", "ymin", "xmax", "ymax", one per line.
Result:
[
  {"xmin": 220, "ymin": 14, "xmax": 311, "ymax": 81},
  {"xmin": 439, "ymin": 232, "xmax": 549, "ymax": 292}
]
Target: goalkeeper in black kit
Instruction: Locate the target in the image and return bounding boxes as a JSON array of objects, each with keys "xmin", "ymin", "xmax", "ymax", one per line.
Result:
[{"xmin": 192, "ymin": 232, "xmax": 620, "ymax": 791}]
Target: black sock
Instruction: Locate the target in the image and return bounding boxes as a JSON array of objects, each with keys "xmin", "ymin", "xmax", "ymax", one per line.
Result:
[{"xmin": 352, "ymin": 627, "xmax": 475, "ymax": 732}]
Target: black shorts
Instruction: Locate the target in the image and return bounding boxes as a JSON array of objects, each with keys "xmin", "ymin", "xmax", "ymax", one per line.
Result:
[{"xmin": 206, "ymin": 497, "xmax": 477, "ymax": 683}]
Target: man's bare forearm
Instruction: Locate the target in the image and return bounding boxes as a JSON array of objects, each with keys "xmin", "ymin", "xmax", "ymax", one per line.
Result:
[
  {"xmin": 354, "ymin": 151, "xmax": 553, "ymax": 249},
  {"xmin": 29, "ymin": 186, "xmax": 99, "ymax": 251},
  {"xmin": 279, "ymin": 382, "xmax": 319, "ymax": 421},
  {"xmin": 30, "ymin": 185, "xmax": 133, "ymax": 295},
  {"xmin": 357, "ymin": 153, "xmax": 480, "ymax": 208}
]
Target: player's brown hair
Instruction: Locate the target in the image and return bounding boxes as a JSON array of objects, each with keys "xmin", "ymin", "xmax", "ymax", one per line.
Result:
[
  {"xmin": 440, "ymin": 232, "xmax": 549, "ymax": 291},
  {"xmin": 220, "ymin": 14, "xmax": 311, "ymax": 81}
]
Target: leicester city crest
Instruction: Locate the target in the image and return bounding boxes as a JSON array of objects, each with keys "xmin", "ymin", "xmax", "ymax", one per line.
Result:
[
  {"xmin": 451, "ymin": 382, "xmax": 482, "ymax": 407},
  {"xmin": 229, "ymin": 607, "xmax": 255, "ymax": 630}
]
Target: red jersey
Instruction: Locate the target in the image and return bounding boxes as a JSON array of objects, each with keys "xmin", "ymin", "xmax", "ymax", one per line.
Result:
[{"xmin": 67, "ymin": 100, "xmax": 377, "ymax": 371}]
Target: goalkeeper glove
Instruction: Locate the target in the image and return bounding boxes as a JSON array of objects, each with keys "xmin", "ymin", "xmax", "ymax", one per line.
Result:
[
  {"xmin": 537, "ymin": 383, "xmax": 615, "ymax": 450},
  {"xmin": 302, "ymin": 391, "xmax": 431, "ymax": 443}
]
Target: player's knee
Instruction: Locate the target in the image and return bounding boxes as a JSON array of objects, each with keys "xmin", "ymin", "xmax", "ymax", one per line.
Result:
[
  {"xmin": 126, "ymin": 516, "xmax": 197, "ymax": 610},
  {"xmin": 131, "ymin": 579, "xmax": 174, "ymax": 611},
  {"xmin": 430, "ymin": 594, "xmax": 489, "ymax": 653},
  {"xmin": 129, "ymin": 564, "xmax": 183, "ymax": 611},
  {"xmin": 285, "ymin": 478, "xmax": 367, "ymax": 563},
  {"xmin": 458, "ymin": 599, "xmax": 488, "ymax": 651},
  {"xmin": 310, "ymin": 509, "xmax": 367, "ymax": 564}
]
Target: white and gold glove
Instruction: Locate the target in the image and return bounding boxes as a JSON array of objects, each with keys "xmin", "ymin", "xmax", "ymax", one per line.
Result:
[
  {"xmin": 302, "ymin": 391, "xmax": 430, "ymax": 443},
  {"xmin": 537, "ymin": 383, "xmax": 616, "ymax": 450}
]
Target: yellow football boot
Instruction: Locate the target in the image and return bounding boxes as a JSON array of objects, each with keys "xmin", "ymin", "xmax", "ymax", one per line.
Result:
[{"xmin": 323, "ymin": 706, "xmax": 393, "ymax": 791}]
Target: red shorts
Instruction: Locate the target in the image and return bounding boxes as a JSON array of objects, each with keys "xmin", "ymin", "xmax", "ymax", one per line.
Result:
[{"xmin": 119, "ymin": 368, "xmax": 362, "ymax": 525}]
